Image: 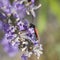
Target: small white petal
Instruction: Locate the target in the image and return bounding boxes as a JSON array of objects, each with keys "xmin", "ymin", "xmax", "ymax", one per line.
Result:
[
  {"xmin": 11, "ymin": 41, "xmax": 15, "ymax": 46},
  {"xmin": 22, "ymin": 46, "xmax": 27, "ymax": 51},
  {"xmin": 30, "ymin": 9, "xmax": 36, "ymax": 17},
  {"xmin": 26, "ymin": 10, "xmax": 30, "ymax": 15},
  {"xmin": 37, "ymin": 56, "xmax": 40, "ymax": 59},
  {"xmin": 39, "ymin": 51, "xmax": 43, "ymax": 54},
  {"xmin": 40, "ymin": 44, "xmax": 43, "ymax": 50},
  {"xmin": 16, "ymin": 18, "xmax": 20, "ymax": 22},
  {"xmin": 33, "ymin": 4, "xmax": 42, "ymax": 10},
  {"xmin": 22, "ymin": 41, "xmax": 28, "ymax": 45},
  {"xmin": 8, "ymin": 19, "xmax": 12, "ymax": 24},
  {"xmin": 15, "ymin": 37, "xmax": 20, "ymax": 42}
]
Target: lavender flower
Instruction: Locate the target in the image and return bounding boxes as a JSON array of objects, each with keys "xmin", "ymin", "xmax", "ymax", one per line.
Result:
[
  {"xmin": 33, "ymin": 44, "xmax": 43, "ymax": 59},
  {"xmin": 12, "ymin": 0, "xmax": 26, "ymax": 19},
  {"xmin": 1, "ymin": 25, "xmax": 19, "ymax": 57},
  {"xmin": 0, "ymin": 0, "xmax": 11, "ymax": 16},
  {"xmin": 0, "ymin": 0, "xmax": 43, "ymax": 60},
  {"xmin": 20, "ymin": 0, "xmax": 41, "ymax": 17}
]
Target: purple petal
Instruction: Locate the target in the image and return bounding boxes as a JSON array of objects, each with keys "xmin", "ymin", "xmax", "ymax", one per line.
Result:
[
  {"xmin": 12, "ymin": 1, "xmax": 26, "ymax": 19},
  {"xmin": 21, "ymin": 54, "xmax": 28, "ymax": 60},
  {"xmin": 31, "ymin": 0, "xmax": 35, "ymax": 3},
  {"xmin": 3, "ymin": 42, "xmax": 18, "ymax": 57},
  {"xmin": 0, "ymin": 21, "xmax": 3, "ymax": 30}
]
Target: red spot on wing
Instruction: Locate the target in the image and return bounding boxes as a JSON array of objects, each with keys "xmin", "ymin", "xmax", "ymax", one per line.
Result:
[{"xmin": 34, "ymin": 28, "xmax": 39, "ymax": 40}]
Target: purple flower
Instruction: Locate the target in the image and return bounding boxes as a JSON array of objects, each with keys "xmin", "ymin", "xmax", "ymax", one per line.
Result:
[
  {"xmin": 1, "ymin": 33, "xmax": 19, "ymax": 57},
  {"xmin": 3, "ymin": 23, "xmax": 9, "ymax": 33},
  {"xmin": 12, "ymin": 0, "xmax": 26, "ymax": 19},
  {"xmin": 21, "ymin": 54, "xmax": 28, "ymax": 60},
  {"xmin": 0, "ymin": 0, "xmax": 11, "ymax": 16},
  {"xmin": 17, "ymin": 20, "xmax": 25, "ymax": 31},
  {"xmin": 3, "ymin": 43, "xmax": 18, "ymax": 57},
  {"xmin": 0, "ymin": 0, "xmax": 43, "ymax": 60},
  {"xmin": 16, "ymin": 19, "xmax": 29, "ymax": 31}
]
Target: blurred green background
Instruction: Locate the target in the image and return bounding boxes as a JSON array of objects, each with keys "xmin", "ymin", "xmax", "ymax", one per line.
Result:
[
  {"xmin": 36, "ymin": 0, "xmax": 60, "ymax": 60},
  {"xmin": 0, "ymin": 0, "xmax": 60, "ymax": 60}
]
